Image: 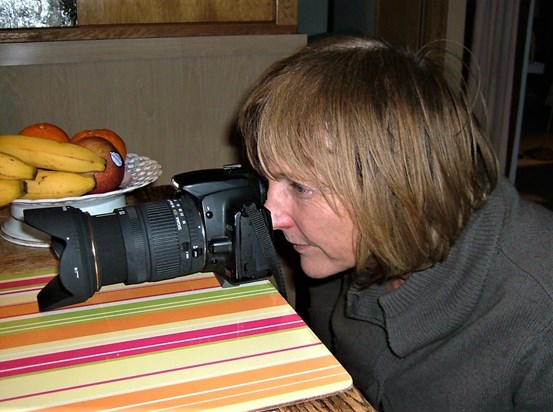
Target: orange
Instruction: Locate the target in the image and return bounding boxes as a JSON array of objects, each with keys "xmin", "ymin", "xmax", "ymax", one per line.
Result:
[
  {"xmin": 19, "ymin": 122, "xmax": 70, "ymax": 143},
  {"xmin": 72, "ymin": 128, "xmax": 127, "ymax": 159}
]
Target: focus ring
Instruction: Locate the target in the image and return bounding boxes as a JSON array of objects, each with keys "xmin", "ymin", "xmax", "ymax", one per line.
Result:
[{"xmin": 143, "ymin": 201, "xmax": 183, "ymax": 280}]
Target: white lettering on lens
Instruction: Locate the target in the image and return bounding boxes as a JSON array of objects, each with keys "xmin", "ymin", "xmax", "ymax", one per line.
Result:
[
  {"xmin": 74, "ymin": 266, "xmax": 79, "ymax": 279},
  {"xmin": 168, "ymin": 200, "xmax": 183, "ymax": 230}
]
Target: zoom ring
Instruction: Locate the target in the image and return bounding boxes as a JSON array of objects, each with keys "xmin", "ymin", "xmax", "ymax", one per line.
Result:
[{"xmin": 143, "ymin": 201, "xmax": 185, "ymax": 281}]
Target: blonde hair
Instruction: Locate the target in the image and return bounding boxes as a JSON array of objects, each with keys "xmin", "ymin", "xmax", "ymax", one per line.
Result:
[{"xmin": 238, "ymin": 36, "xmax": 499, "ymax": 286}]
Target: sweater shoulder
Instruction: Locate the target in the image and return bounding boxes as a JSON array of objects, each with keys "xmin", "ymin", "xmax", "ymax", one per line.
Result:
[{"xmin": 497, "ymin": 181, "xmax": 553, "ymax": 294}]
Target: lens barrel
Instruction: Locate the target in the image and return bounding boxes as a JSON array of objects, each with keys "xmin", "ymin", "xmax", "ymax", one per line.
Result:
[{"xmin": 108, "ymin": 197, "xmax": 206, "ymax": 285}]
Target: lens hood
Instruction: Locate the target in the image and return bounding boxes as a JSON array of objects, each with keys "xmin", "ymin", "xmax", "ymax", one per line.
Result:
[{"xmin": 24, "ymin": 206, "xmax": 97, "ymax": 311}]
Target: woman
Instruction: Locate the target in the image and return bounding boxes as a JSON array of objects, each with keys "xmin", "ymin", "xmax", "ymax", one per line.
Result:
[{"xmin": 237, "ymin": 36, "xmax": 553, "ymax": 411}]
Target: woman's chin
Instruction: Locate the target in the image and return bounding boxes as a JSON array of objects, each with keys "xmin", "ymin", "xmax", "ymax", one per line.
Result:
[{"xmin": 300, "ymin": 260, "xmax": 351, "ymax": 279}]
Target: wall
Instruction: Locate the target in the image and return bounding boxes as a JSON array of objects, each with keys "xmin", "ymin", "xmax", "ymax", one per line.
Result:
[
  {"xmin": 0, "ymin": 35, "xmax": 307, "ymax": 185},
  {"xmin": 332, "ymin": 0, "xmax": 376, "ymax": 35},
  {"xmin": 297, "ymin": 0, "xmax": 328, "ymax": 35}
]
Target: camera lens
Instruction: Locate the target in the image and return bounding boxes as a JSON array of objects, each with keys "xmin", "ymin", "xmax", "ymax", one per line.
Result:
[
  {"xmin": 25, "ymin": 166, "xmax": 278, "ymax": 312},
  {"xmin": 85, "ymin": 196, "xmax": 206, "ymax": 289}
]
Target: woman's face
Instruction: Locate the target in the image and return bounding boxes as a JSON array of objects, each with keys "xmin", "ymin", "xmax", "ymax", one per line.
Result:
[{"xmin": 264, "ymin": 164, "xmax": 357, "ymax": 278}]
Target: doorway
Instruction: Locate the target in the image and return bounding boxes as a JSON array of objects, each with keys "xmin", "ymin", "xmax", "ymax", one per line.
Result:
[{"xmin": 515, "ymin": 0, "xmax": 553, "ymax": 210}]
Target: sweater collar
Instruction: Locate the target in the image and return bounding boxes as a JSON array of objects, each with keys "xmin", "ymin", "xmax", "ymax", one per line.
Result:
[{"xmin": 346, "ymin": 181, "xmax": 508, "ymax": 357}]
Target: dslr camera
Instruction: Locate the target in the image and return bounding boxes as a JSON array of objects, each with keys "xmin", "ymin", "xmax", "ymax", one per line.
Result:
[{"xmin": 24, "ymin": 164, "xmax": 284, "ymax": 312}]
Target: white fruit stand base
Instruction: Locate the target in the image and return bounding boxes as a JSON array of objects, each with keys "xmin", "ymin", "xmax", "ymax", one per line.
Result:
[{"xmin": 0, "ymin": 194, "xmax": 127, "ymax": 247}]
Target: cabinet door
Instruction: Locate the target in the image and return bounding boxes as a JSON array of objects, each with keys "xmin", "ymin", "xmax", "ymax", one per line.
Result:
[{"xmin": 77, "ymin": 0, "xmax": 296, "ymax": 26}]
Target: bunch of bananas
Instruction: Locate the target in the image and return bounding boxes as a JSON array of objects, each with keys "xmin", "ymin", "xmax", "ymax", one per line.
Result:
[{"xmin": 0, "ymin": 134, "xmax": 106, "ymax": 206}]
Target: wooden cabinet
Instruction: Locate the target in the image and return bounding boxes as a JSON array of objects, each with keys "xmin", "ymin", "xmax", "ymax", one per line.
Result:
[
  {"xmin": 0, "ymin": 0, "xmax": 297, "ymax": 42},
  {"xmin": 76, "ymin": 0, "xmax": 294, "ymax": 26}
]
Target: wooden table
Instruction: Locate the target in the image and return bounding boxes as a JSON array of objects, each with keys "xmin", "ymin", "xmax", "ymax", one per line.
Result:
[{"xmin": 0, "ymin": 186, "xmax": 375, "ymax": 412}]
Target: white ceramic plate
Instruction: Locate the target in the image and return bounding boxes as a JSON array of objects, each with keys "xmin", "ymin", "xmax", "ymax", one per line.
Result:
[{"xmin": 0, "ymin": 153, "xmax": 162, "ymax": 247}]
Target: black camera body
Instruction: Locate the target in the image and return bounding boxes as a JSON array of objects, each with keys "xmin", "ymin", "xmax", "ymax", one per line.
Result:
[{"xmin": 24, "ymin": 165, "xmax": 279, "ymax": 312}]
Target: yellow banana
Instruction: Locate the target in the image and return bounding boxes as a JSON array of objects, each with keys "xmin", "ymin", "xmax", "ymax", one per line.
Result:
[
  {"xmin": 0, "ymin": 179, "xmax": 25, "ymax": 206},
  {"xmin": 23, "ymin": 170, "xmax": 96, "ymax": 200},
  {"xmin": 0, "ymin": 151, "xmax": 37, "ymax": 180},
  {"xmin": 0, "ymin": 134, "xmax": 106, "ymax": 173}
]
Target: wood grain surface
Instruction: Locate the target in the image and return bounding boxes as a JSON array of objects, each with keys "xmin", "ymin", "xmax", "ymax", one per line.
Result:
[
  {"xmin": 0, "ymin": 23, "xmax": 299, "ymax": 43},
  {"xmin": 0, "ymin": 0, "xmax": 298, "ymax": 43},
  {"xmin": 77, "ymin": 0, "xmax": 275, "ymax": 25}
]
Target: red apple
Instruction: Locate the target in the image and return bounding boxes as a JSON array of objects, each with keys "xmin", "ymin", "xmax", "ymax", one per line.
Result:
[{"xmin": 73, "ymin": 136, "xmax": 125, "ymax": 194}]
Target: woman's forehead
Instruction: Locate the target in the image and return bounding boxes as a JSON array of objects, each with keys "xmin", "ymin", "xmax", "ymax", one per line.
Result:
[
  {"xmin": 265, "ymin": 160, "xmax": 295, "ymax": 179},
  {"xmin": 265, "ymin": 159, "xmax": 315, "ymax": 183}
]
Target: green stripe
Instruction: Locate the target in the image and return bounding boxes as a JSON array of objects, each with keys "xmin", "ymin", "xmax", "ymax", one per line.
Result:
[{"xmin": 0, "ymin": 268, "xmax": 56, "ymax": 281}]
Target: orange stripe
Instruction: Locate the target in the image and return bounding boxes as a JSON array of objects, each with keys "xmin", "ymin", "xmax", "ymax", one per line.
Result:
[
  {"xmin": 2, "ymin": 293, "xmax": 283, "ymax": 349},
  {"xmin": 37, "ymin": 357, "xmax": 350, "ymax": 411},
  {"xmin": 0, "ymin": 302, "xmax": 40, "ymax": 320},
  {"xmin": 0, "ymin": 276, "xmax": 220, "ymax": 319}
]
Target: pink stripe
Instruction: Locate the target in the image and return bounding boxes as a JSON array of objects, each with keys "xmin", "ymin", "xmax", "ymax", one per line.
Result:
[
  {"xmin": 0, "ymin": 342, "xmax": 322, "ymax": 403},
  {"xmin": 0, "ymin": 314, "xmax": 304, "ymax": 378},
  {"xmin": 0, "ymin": 275, "xmax": 54, "ymax": 291}
]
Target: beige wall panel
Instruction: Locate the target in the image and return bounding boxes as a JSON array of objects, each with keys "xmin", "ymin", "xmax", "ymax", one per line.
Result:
[{"xmin": 0, "ymin": 35, "xmax": 307, "ymax": 186}]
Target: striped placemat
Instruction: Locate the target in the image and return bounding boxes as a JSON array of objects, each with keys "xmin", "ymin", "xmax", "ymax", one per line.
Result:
[{"xmin": 0, "ymin": 271, "xmax": 351, "ymax": 411}]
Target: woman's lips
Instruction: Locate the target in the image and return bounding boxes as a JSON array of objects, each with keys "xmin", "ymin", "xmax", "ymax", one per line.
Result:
[
  {"xmin": 292, "ymin": 243, "xmax": 309, "ymax": 252},
  {"xmin": 283, "ymin": 235, "xmax": 310, "ymax": 252}
]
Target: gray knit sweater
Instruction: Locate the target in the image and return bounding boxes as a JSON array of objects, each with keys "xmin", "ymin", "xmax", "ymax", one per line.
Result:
[{"xmin": 305, "ymin": 180, "xmax": 553, "ymax": 411}]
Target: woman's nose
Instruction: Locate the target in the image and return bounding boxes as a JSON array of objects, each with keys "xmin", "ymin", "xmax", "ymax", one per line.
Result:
[{"xmin": 264, "ymin": 181, "xmax": 292, "ymax": 230}]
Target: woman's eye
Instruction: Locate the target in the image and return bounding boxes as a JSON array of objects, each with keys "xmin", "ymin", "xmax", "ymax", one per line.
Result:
[{"xmin": 291, "ymin": 182, "xmax": 311, "ymax": 195}]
